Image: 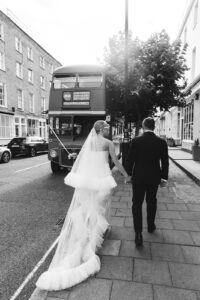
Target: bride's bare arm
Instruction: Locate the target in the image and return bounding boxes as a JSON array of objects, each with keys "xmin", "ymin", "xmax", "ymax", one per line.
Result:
[{"xmin": 108, "ymin": 141, "xmax": 129, "ymax": 178}]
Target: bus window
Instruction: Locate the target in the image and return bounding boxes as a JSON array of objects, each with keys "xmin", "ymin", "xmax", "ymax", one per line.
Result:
[
  {"xmin": 60, "ymin": 117, "xmax": 73, "ymax": 136},
  {"xmin": 49, "ymin": 116, "xmax": 73, "ymax": 136},
  {"xmin": 53, "ymin": 74, "xmax": 76, "ymax": 89},
  {"xmin": 78, "ymin": 73, "xmax": 102, "ymax": 88}
]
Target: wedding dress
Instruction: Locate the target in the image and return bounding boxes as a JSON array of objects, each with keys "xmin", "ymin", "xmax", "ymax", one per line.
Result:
[{"xmin": 36, "ymin": 128, "xmax": 117, "ymax": 291}]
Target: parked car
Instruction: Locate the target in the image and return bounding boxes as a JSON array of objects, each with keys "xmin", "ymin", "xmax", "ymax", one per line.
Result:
[
  {"xmin": 7, "ymin": 136, "xmax": 48, "ymax": 157},
  {"xmin": 0, "ymin": 146, "xmax": 11, "ymax": 163}
]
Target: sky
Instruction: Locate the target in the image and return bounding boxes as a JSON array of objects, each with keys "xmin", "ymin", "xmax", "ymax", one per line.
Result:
[{"xmin": 0, "ymin": 0, "xmax": 191, "ymax": 65}]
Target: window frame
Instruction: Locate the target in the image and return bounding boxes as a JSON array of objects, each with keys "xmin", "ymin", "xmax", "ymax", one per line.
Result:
[
  {"xmin": 0, "ymin": 82, "xmax": 7, "ymax": 107},
  {"xmin": 0, "ymin": 23, "xmax": 4, "ymax": 41},
  {"xmin": 15, "ymin": 36, "xmax": 22, "ymax": 53},
  {"xmin": 40, "ymin": 75, "xmax": 45, "ymax": 89},
  {"xmin": 28, "ymin": 68, "xmax": 34, "ymax": 84},
  {"xmin": 27, "ymin": 46, "xmax": 33, "ymax": 61},
  {"xmin": 29, "ymin": 93, "xmax": 34, "ymax": 113},
  {"xmin": 0, "ymin": 51, "xmax": 5, "ymax": 71},
  {"xmin": 39, "ymin": 55, "xmax": 45, "ymax": 69},
  {"xmin": 17, "ymin": 89, "xmax": 24, "ymax": 111},
  {"xmin": 16, "ymin": 61, "xmax": 23, "ymax": 79}
]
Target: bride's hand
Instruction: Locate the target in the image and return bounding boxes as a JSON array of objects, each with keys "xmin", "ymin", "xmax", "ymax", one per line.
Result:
[{"xmin": 124, "ymin": 175, "xmax": 131, "ymax": 184}]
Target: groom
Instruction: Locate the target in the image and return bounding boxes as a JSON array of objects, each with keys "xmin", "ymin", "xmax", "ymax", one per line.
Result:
[{"xmin": 127, "ymin": 117, "xmax": 169, "ymax": 247}]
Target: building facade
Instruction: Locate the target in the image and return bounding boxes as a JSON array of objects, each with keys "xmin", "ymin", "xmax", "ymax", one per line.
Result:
[
  {"xmin": 0, "ymin": 10, "xmax": 61, "ymax": 145},
  {"xmin": 155, "ymin": 0, "xmax": 200, "ymax": 151}
]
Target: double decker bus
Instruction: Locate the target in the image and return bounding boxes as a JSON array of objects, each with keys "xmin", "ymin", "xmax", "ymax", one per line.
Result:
[{"xmin": 48, "ymin": 65, "xmax": 108, "ymax": 173}]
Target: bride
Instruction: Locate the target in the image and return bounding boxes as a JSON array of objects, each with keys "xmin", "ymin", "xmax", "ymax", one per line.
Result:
[{"xmin": 36, "ymin": 120, "xmax": 130, "ymax": 291}]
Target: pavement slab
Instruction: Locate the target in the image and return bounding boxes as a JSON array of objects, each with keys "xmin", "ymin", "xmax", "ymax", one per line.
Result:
[
  {"xmin": 119, "ymin": 240, "xmax": 151, "ymax": 259},
  {"xmin": 155, "ymin": 218, "xmax": 174, "ymax": 230},
  {"xmin": 166, "ymin": 203, "xmax": 188, "ymax": 211},
  {"xmin": 158, "ymin": 210, "xmax": 182, "ymax": 219},
  {"xmin": 96, "ymin": 256, "xmax": 133, "ymax": 281},
  {"xmin": 108, "ymin": 226, "xmax": 134, "ymax": 240},
  {"xmin": 172, "ymin": 219, "xmax": 200, "ymax": 231},
  {"xmin": 151, "ymin": 243, "xmax": 185, "ymax": 262},
  {"xmin": 110, "ymin": 216, "xmax": 125, "ymax": 227},
  {"xmin": 98, "ymin": 239, "xmax": 121, "ymax": 256},
  {"xmin": 162, "ymin": 229, "xmax": 194, "ymax": 245},
  {"xmin": 169, "ymin": 262, "xmax": 200, "ymax": 290},
  {"xmin": 153, "ymin": 285, "xmax": 198, "ymax": 300},
  {"xmin": 190, "ymin": 232, "xmax": 200, "ymax": 245},
  {"xmin": 111, "ymin": 281, "xmax": 153, "ymax": 300},
  {"xmin": 67, "ymin": 278, "xmax": 112, "ymax": 300},
  {"xmin": 133, "ymin": 259, "xmax": 172, "ymax": 286},
  {"xmin": 181, "ymin": 245, "xmax": 200, "ymax": 264}
]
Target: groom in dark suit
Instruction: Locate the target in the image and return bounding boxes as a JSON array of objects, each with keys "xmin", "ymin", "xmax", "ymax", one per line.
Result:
[{"xmin": 127, "ymin": 117, "xmax": 169, "ymax": 247}]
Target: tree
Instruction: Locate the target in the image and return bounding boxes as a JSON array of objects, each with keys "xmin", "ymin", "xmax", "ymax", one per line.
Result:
[{"xmin": 104, "ymin": 30, "xmax": 190, "ymax": 135}]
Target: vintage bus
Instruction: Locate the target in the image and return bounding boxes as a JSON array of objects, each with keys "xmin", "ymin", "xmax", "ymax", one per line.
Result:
[{"xmin": 48, "ymin": 65, "xmax": 109, "ymax": 173}]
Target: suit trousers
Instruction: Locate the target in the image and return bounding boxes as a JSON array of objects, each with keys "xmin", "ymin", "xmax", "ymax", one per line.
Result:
[{"xmin": 132, "ymin": 183, "xmax": 158, "ymax": 233}]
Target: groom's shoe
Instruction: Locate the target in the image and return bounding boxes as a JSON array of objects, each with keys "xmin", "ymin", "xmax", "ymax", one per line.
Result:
[
  {"xmin": 148, "ymin": 224, "xmax": 156, "ymax": 233},
  {"xmin": 135, "ymin": 233, "xmax": 143, "ymax": 247}
]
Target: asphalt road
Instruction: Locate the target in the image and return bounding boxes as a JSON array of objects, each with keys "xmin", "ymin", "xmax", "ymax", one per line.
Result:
[{"xmin": 0, "ymin": 154, "xmax": 74, "ymax": 300}]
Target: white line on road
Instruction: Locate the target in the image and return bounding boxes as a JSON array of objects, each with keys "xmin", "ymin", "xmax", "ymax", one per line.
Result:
[
  {"xmin": 9, "ymin": 236, "xmax": 59, "ymax": 300},
  {"xmin": 15, "ymin": 162, "xmax": 49, "ymax": 173}
]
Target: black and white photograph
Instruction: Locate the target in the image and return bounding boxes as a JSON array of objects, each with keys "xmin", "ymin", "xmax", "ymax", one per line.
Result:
[{"xmin": 0, "ymin": 0, "xmax": 200, "ymax": 299}]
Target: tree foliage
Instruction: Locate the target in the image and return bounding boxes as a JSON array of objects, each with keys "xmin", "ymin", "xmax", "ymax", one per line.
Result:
[{"xmin": 104, "ymin": 30, "xmax": 190, "ymax": 133}]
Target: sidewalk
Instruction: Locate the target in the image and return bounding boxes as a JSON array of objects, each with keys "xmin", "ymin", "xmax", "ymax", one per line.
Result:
[
  {"xmin": 30, "ymin": 151, "xmax": 200, "ymax": 300},
  {"xmin": 169, "ymin": 147, "xmax": 200, "ymax": 186}
]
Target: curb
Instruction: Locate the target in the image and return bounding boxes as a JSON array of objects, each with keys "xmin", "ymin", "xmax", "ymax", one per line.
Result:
[{"xmin": 169, "ymin": 155, "xmax": 200, "ymax": 187}]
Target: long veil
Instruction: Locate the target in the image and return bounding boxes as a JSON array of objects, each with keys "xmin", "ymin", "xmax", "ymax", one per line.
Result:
[{"xmin": 36, "ymin": 128, "xmax": 116, "ymax": 291}]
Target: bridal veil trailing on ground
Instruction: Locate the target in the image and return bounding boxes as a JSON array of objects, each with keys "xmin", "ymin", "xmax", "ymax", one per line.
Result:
[{"xmin": 36, "ymin": 128, "xmax": 117, "ymax": 291}]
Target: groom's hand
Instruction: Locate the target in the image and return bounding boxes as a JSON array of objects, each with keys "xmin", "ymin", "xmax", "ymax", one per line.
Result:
[
  {"xmin": 160, "ymin": 178, "xmax": 168, "ymax": 188},
  {"xmin": 124, "ymin": 175, "xmax": 132, "ymax": 184}
]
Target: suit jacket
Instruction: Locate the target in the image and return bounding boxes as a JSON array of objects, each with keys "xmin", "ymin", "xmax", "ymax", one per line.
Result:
[{"xmin": 127, "ymin": 132, "xmax": 169, "ymax": 185}]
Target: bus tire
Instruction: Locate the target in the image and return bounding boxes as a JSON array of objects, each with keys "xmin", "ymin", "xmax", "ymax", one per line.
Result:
[{"xmin": 51, "ymin": 161, "xmax": 61, "ymax": 173}]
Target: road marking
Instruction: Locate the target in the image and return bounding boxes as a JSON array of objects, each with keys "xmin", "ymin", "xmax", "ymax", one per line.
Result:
[
  {"xmin": 15, "ymin": 162, "xmax": 49, "ymax": 173},
  {"xmin": 10, "ymin": 236, "xmax": 59, "ymax": 300}
]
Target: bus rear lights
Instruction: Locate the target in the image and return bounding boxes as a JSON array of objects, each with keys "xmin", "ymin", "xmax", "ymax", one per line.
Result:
[
  {"xmin": 63, "ymin": 92, "xmax": 72, "ymax": 101},
  {"xmin": 50, "ymin": 149, "xmax": 58, "ymax": 158}
]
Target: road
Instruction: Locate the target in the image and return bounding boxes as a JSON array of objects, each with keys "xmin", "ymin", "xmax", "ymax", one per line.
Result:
[{"xmin": 0, "ymin": 154, "xmax": 74, "ymax": 300}]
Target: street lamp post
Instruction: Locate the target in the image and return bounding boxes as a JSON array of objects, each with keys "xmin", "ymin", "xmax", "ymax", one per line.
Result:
[{"xmin": 122, "ymin": 0, "xmax": 130, "ymax": 171}]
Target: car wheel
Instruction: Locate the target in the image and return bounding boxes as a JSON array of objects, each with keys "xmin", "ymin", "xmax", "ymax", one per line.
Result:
[
  {"xmin": 29, "ymin": 147, "xmax": 36, "ymax": 157},
  {"xmin": 51, "ymin": 161, "xmax": 61, "ymax": 173},
  {"xmin": 1, "ymin": 151, "xmax": 11, "ymax": 163}
]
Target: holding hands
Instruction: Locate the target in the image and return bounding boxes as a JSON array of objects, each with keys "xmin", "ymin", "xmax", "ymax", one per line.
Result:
[
  {"xmin": 160, "ymin": 178, "xmax": 168, "ymax": 188},
  {"xmin": 124, "ymin": 175, "xmax": 132, "ymax": 184}
]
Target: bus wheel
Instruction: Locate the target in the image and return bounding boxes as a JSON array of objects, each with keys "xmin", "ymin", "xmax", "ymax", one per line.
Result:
[{"xmin": 51, "ymin": 161, "xmax": 61, "ymax": 173}]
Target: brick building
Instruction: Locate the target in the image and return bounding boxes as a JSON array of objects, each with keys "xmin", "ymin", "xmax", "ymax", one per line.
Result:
[{"xmin": 0, "ymin": 10, "xmax": 62, "ymax": 145}]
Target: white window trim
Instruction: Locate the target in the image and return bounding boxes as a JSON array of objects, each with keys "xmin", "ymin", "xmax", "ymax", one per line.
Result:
[
  {"xmin": 0, "ymin": 52, "xmax": 5, "ymax": 71},
  {"xmin": 41, "ymin": 97, "xmax": 45, "ymax": 112},
  {"xmin": 0, "ymin": 23, "xmax": 4, "ymax": 41},
  {"xmin": 0, "ymin": 82, "xmax": 7, "ymax": 107},
  {"xmin": 40, "ymin": 75, "xmax": 45, "ymax": 89},
  {"xmin": 17, "ymin": 89, "xmax": 24, "ymax": 111},
  {"xmin": 29, "ymin": 93, "xmax": 34, "ymax": 113},
  {"xmin": 39, "ymin": 56, "xmax": 45, "ymax": 69},
  {"xmin": 15, "ymin": 36, "xmax": 22, "ymax": 53},
  {"xmin": 28, "ymin": 69, "xmax": 34, "ymax": 84},
  {"xmin": 16, "ymin": 62, "xmax": 23, "ymax": 79},
  {"xmin": 27, "ymin": 46, "xmax": 33, "ymax": 61}
]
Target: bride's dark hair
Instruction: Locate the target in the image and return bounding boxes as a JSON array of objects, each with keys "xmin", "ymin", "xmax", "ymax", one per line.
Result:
[{"xmin": 93, "ymin": 120, "xmax": 108, "ymax": 134}]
